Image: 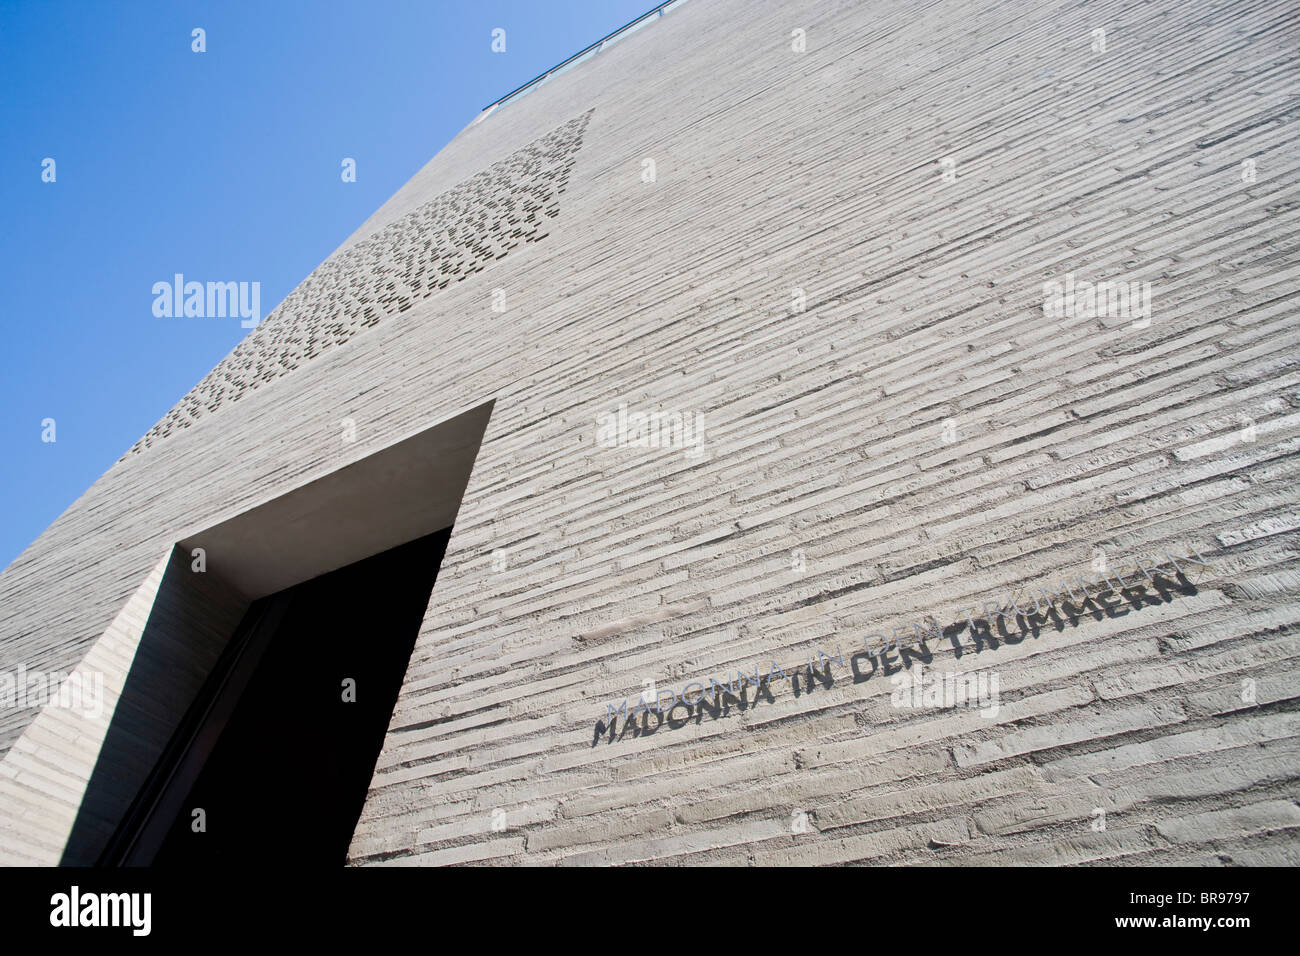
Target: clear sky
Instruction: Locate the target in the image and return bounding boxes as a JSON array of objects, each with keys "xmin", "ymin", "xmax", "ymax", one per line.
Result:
[{"xmin": 0, "ymin": 0, "xmax": 655, "ymax": 570}]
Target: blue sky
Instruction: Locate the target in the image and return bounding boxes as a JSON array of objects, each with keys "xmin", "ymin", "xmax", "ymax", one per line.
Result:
[{"xmin": 0, "ymin": 0, "xmax": 654, "ymax": 570}]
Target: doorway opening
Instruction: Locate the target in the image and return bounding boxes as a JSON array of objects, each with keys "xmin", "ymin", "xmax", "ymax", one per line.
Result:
[
  {"xmin": 57, "ymin": 399, "xmax": 493, "ymax": 866},
  {"xmin": 100, "ymin": 528, "xmax": 451, "ymax": 866}
]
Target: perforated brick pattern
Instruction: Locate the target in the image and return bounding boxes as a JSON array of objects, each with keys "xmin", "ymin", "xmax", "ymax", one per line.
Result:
[{"xmin": 127, "ymin": 109, "xmax": 593, "ymax": 455}]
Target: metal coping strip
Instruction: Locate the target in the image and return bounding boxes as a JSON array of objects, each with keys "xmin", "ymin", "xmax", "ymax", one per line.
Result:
[{"xmin": 480, "ymin": 0, "xmax": 688, "ymax": 113}]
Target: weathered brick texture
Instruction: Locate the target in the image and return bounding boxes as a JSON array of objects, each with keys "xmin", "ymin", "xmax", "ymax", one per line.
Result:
[{"xmin": 1, "ymin": 0, "xmax": 1298, "ymax": 865}]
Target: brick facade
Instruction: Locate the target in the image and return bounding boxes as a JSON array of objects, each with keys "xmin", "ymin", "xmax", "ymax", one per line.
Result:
[{"xmin": 2, "ymin": 0, "xmax": 1298, "ymax": 865}]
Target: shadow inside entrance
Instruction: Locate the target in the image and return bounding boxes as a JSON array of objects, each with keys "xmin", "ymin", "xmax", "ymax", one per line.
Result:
[{"xmin": 79, "ymin": 529, "xmax": 450, "ymax": 867}]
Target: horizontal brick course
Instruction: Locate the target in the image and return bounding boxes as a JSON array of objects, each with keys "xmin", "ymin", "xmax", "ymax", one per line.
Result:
[{"xmin": 2, "ymin": 0, "xmax": 1298, "ymax": 865}]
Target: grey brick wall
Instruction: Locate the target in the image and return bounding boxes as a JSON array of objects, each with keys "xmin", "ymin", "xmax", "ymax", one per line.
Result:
[{"xmin": 1, "ymin": 0, "xmax": 1298, "ymax": 865}]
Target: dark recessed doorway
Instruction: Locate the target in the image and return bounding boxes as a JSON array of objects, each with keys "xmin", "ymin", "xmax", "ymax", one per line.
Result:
[{"xmin": 101, "ymin": 528, "xmax": 451, "ymax": 866}]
